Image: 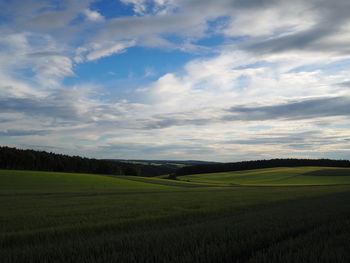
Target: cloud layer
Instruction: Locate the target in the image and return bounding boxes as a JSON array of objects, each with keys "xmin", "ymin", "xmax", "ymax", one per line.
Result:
[{"xmin": 1, "ymin": 0, "xmax": 350, "ymax": 161}]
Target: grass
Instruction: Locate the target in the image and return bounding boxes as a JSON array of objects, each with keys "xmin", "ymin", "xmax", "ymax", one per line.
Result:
[
  {"xmin": 1, "ymin": 168, "xmax": 350, "ymax": 262},
  {"xmin": 178, "ymin": 166, "xmax": 350, "ymax": 186},
  {"xmin": 0, "ymin": 169, "xmax": 176, "ymax": 194}
]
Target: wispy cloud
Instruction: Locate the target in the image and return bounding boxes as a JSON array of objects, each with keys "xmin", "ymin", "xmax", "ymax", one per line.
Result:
[
  {"xmin": 0, "ymin": 129, "xmax": 49, "ymax": 137},
  {"xmin": 225, "ymin": 96, "xmax": 350, "ymax": 121}
]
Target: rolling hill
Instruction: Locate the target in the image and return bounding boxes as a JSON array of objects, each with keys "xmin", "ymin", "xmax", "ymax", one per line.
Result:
[
  {"xmin": 2, "ymin": 167, "xmax": 350, "ymax": 262},
  {"xmin": 178, "ymin": 166, "xmax": 350, "ymax": 186}
]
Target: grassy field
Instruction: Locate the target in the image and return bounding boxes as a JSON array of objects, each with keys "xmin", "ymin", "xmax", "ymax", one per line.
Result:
[
  {"xmin": 178, "ymin": 166, "xmax": 350, "ymax": 186},
  {"xmin": 1, "ymin": 168, "xmax": 350, "ymax": 262}
]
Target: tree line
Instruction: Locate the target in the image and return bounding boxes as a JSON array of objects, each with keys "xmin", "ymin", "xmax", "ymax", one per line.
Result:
[
  {"xmin": 0, "ymin": 146, "xmax": 140, "ymax": 176},
  {"xmin": 175, "ymin": 158, "xmax": 350, "ymax": 176}
]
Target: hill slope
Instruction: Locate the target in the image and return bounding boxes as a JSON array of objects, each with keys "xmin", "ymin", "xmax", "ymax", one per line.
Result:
[{"xmin": 178, "ymin": 167, "xmax": 350, "ymax": 186}]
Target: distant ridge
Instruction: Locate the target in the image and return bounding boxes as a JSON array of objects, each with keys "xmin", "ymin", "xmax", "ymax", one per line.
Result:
[
  {"xmin": 106, "ymin": 159, "xmax": 221, "ymax": 177},
  {"xmin": 109, "ymin": 159, "xmax": 220, "ymax": 165}
]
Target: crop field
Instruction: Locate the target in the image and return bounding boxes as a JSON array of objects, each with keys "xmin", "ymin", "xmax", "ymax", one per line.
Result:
[
  {"xmin": 178, "ymin": 166, "xmax": 350, "ymax": 186},
  {"xmin": 1, "ymin": 168, "xmax": 350, "ymax": 262}
]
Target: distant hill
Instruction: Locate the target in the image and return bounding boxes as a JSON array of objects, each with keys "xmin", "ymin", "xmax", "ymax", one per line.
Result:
[
  {"xmin": 106, "ymin": 159, "xmax": 221, "ymax": 177},
  {"xmin": 176, "ymin": 158, "xmax": 350, "ymax": 176},
  {"xmin": 109, "ymin": 159, "xmax": 220, "ymax": 166}
]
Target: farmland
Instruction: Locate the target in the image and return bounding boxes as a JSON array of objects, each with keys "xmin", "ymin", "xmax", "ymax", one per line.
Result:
[
  {"xmin": 178, "ymin": 166, "xmax": 350, "ymax": 186},
  {"xmin": 1, "ymin": 168, "xmax": 350, "ymax": 262}
]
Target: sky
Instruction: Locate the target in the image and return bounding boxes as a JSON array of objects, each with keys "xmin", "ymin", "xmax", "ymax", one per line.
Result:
[{"xmin": 1, "ymin": 0, "xmax": 350, "ymax": 161}]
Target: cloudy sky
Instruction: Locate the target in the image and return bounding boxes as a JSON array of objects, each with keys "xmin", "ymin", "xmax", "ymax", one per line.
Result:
[{"xmin": 1, "ymin": 0, "xmax": 350, "ymax": 161}]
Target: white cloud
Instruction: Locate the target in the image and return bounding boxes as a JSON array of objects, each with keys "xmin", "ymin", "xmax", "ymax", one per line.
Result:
[
  {"xmin": 120, "ymin": 0, "xmax": 177, "ymax": 15},
  {"xmin": 121, "ymin": 0, "xmax": 148, "ymax": 14},
  {"xmin": 0, "ymin": 30, "xmax": 74, "ymax": 90},
  {"xmin": 84, "ymin": 9, "xmax": 105, "ymax": 22},
  {"xmin": 224, "ymin": 3, "xmax": 317, "ymax": 37},
  {"xmin": 76, "ymin": 40, "xmax": 136, "ymax": 62},
  {"xmin": 84, "ymin": 9, "xmax": 104, "ymax": 22},
  {"xmin": 32, "ymin": 55, "xmax": 74, "ymax": 87}
]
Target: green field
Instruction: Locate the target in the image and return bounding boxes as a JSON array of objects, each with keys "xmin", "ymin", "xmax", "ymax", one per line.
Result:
[
  {"xmin": 178, "ymin": 166, "xmax": 350, "ymax": 186},
  {"xmin": 1, "ymin": 168, "xmax": 350, "ymax": 262}
]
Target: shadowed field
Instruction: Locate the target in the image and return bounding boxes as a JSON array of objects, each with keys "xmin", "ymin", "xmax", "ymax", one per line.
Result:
[
  {"xmin": 1, "ymin": 169, "xmax": 350, "ymax": 262},
  {"xmin": 302, "ymin": 168, "xmax": 350, "ymax": 176}
]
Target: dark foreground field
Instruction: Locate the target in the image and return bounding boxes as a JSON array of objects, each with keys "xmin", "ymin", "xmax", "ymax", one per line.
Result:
[{"xmin": 1, "ymin": 168, "xmax": 350, "ymax": 262}]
